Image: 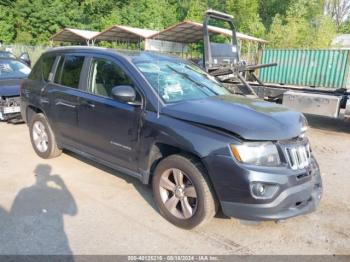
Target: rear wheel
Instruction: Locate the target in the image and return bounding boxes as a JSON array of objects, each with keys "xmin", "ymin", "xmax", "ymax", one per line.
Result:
[
  {"xmin": 152, "ymin": 154, "xmax": 217, "ymax": 229},
  {"xmin": 29, "ymin": 113, "xmax": 62, "ymax": 159}
]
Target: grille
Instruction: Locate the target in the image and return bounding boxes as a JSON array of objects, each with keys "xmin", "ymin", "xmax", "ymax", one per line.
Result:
[{"xmin": 282, "ymin": 140, "xmax": 311, "ymax": 170}]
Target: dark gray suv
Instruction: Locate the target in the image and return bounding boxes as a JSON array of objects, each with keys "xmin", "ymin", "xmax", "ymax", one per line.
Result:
[{"xmin": 20, "ymin": 47, "xmax": 322, "ymax": 229}]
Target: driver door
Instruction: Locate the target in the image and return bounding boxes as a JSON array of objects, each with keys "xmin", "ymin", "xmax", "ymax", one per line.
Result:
[{"xmin": 77, "ymin": 56, "xmax": 142, "ymax": 171}]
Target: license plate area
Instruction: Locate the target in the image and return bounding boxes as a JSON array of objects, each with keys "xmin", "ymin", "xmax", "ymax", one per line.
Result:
[{"xmin": 2, "ymin": 106, "xmax": 20, "ymax": 114}]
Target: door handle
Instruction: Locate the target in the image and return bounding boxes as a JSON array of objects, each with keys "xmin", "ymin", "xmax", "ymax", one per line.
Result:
[
  {"xmin": 80, "ymin": 100, "xmax": 95, "ymax": 108},
  {"xmin": 56, "ymin": 101, "xmax": 76, "ymax": 108}
]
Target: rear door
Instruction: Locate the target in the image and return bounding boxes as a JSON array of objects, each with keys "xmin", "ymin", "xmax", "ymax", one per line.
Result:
[
  {"xmin": 21, "ymin": 55, "xmax": 54, "ymax": 120},
  {"xmin": 47, "ymin": 54, "xmax": 86, "ymax": 146},
  {"xmin": 77, "ymin": 56, "xmax": 143, "ymax": 171}
]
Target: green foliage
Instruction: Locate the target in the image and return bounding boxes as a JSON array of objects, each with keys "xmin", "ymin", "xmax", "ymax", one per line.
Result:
[
  {"xmin": 118, "ymin": 0, "xmax": 178, "ymax": 30},
  {"xmin": 258, "ymin": 0, "xmax": 292, "ymax": 29},
  {"xmin": 340, "ymin": 18, "xmax": 350, "ymax": 33},
  {"xmin": 0, "ymin": 0, "xmax": 343, "ymax": 49},
  {"xmin": 267, "ymin": 0, "xmax": 336, "ymax": 48},
  {"xmin": 0, "ymin": 5, "xmax": 15, "ymax": 43},
  {"xmin": 185, "ymin": 0, "xmax": 207, "ymax": 22},
  {"xmin": 223, "ymin": 0, "xmax": 265, "ymax": 37}
]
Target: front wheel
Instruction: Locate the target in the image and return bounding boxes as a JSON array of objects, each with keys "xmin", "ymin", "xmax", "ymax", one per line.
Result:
[{"xmin": 152, "ymin": 154, "xmax": 218, "ymax": 229}]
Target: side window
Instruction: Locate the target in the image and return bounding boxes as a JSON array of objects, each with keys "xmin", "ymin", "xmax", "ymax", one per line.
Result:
[
  {"xmin": 42, "ymin": 55, "xmax": 56, "ymax": 82},
  {"xmin": 88, "ymin": 58, "xmax": 134, "ymax": 98},
  {"xmin": 54, "ymin": 55, "xmax": 84, "ymax": 89},
  {"xmin": 28, "ymin": 58, "xmax": 42, "ymax": 80}
]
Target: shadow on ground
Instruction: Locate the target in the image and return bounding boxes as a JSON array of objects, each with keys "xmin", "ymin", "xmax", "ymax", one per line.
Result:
[
  {"xmin": 65, "ymin": 151, "xmax": 157, "ymax": 212},
  {"xmin": 65, "ymin": 151, "xmax": 228, "ymax": 219},
  {"xmin": 305, "ymin": 114, "xmax": 350, "ymax": 134},
  {"xmin": 0, "ymin": 164, "xmax": 77, "ymax": 256}
]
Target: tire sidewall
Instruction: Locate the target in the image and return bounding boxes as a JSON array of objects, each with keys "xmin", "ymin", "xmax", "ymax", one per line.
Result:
[
  {"xmin": 153, "ymin": 155, "xmax": 209, "ymax": 229},
  {"xmin": 29, "ymin": 113, "xmax": 54, "ymax": 159}
]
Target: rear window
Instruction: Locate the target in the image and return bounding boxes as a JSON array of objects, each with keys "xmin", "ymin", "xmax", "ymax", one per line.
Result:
[
  {"xmin": 54, "ymin": 55, "xmax": 84, "ymax": 89},
  {"xmin": 28, "ymin": 58, "xmax": 41, "ymax": 80}
]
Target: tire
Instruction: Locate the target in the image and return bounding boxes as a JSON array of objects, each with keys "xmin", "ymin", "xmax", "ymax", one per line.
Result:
[
  {"xmin": 29, "ymin": 113, "xmax": 62, "ymax": 159},
  {"xmin": 152, "ymin": 154, "xmax": 218, "ymax": 229}
]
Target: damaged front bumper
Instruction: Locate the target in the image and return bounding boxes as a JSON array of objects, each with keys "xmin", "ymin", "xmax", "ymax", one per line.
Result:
[
  {"xmin": 0, "ymin": 96, "xmax": 21, "ymax": 121},
  {"xmin": 204, "ymin": 151, "xmax": 323, "ymax": 222},
  {"xmin": 221, "ymin": 170, "xmax": 322, "ymax": 221}
]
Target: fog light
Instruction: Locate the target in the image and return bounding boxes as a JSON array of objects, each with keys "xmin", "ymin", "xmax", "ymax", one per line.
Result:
[
  {"xmin": 252, "ymin": 183, "xmax": 266, "ymax": 196},
  {"xmin": 250, "ymin": 182, "xmax": 279, "ymax": 199}
]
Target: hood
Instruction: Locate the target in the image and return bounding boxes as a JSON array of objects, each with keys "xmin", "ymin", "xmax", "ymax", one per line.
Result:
[
  {"xmin": 0, "ymin": 79, "xmax": 21, "ymax": 97},
  {"xmin": 162, "ymin": 95, "xmax": 306, "ymax": 141}
]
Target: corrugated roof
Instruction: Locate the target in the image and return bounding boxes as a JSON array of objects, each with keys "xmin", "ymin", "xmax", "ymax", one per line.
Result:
[
  {"xmin": 149, "ymin": 20, "xmax": 267, "ymax": 44},
  {"xmin": 50, "ymin": 22, "xmax": 266, "ymax": 45},
  {"xmin": 50, "ymin": 28, "xmax": 100, "ymax": 42},
  {"xmin": 95, "ymin": 25, "xmax": 158, "ymax": 42}
]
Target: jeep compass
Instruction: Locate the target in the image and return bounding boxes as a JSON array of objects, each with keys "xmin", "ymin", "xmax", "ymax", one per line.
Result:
[{"xmin": 21, "ymin": 47, "xmax": 322, "ymax": 229}]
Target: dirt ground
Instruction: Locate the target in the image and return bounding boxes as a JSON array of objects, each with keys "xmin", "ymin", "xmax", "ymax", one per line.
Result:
[{"xmin": 0, "ymin": 115, "xmax": 349, "ymax": 255}]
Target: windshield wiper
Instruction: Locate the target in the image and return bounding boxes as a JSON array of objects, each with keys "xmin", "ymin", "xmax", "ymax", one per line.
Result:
[{"xmin": 166, "ymin": 65, "xmax": 219, "ymax": 95}]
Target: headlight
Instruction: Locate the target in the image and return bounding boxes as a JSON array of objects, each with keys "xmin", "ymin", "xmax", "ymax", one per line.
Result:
[
  {"xmin": 301, "ymin": 115, "xmax": 308, "ymax": 133},
  {"xmin": 230, "ymin": 142, "xmax": 281, "ymax": 166}
]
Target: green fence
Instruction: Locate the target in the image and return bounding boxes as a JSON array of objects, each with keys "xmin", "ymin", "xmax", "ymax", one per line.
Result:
[{"xmin": 260, "ymin": 49, "xmax": 350, "ymax": 89}]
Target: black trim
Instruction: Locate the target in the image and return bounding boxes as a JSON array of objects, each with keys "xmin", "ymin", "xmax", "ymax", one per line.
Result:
[{"xmin": 62, "ymin": 143, "xmax": 145, "ymax": 182}]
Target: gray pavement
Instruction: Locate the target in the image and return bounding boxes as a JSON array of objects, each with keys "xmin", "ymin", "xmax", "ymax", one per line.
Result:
[{"xmin": 0, "ymin": 117, "xmax": 349, "ymax": 255}]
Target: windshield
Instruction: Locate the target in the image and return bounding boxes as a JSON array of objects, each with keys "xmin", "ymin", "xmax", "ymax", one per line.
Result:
[
  {"xmin": 0, "ymin": 51, "xmax": 16, "ymax": 59},
  {"xmin": 133, "ymin": 57, "xmax": 230, "ymax": 103},
  {"xmin": 0, "ymin": 59, "xmax": 31, "ymax": 80}
]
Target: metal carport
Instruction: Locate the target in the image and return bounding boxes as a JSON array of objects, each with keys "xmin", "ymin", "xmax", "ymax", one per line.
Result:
[
  {"xmin": 94, "ymin": 25, "xmax": 158, "ymax": 44},
  {"xmin": 49, "ymin": 28, "xmax": 100, "ymax": 45},
  {"xmin": 148, "ymin": 20, "xmax": 267, "ymax": 44}
]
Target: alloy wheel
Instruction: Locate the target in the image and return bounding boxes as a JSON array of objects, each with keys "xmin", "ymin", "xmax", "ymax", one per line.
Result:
[
  {"xmin": 32, "ymin": 121, "xmax": 49, "ymax": 153},
  {"xmin": 159, "ymin": 168, "xmax": 198, "ymax": 219}
]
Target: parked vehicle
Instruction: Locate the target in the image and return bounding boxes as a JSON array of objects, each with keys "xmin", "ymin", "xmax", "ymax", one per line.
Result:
[
  {"xmin": 257, "ymin": 49, "xmax": 350, "ymax": 119},
  {"xmin": 21, "ymin": 47, "xmax": 322, "ymax": 229},
  {"xmin": 0, "ymin": 50, "xmax": 32, "ymax": 67},
  {"xmin": 0, "ymin": 57, "xmax": 31, "ymax": 121},
  {"xmin": 0, "ymin": 50, "xmax": 17, "ymax": 59},
  {"xmin": 201, "ymin": 10, "xmax": 350, "ymax": 120}
]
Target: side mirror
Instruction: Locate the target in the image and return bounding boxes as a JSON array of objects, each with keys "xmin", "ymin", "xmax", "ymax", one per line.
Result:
[
  {"xmin": 19, "ymin": 52, "xmax": 31, "ymax": 67},
  {"xmin": 111, "ymin": 85, "xmax": 138, "ymax": 104}
]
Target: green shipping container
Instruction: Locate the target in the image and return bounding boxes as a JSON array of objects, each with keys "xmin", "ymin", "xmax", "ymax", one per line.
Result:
[{"xmin": 259, "ymin": 49, "xmax": 350, "ymax": 90}]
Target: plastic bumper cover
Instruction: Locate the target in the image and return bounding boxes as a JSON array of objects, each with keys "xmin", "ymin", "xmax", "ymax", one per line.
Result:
[{"xmin": 221, "ymin": 171, "xmax": 322, "ymax": 221}]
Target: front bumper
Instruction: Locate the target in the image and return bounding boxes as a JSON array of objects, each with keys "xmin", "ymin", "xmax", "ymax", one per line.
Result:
[
  {"xmin": 221, "ymin": 171, "xmax": 322, "ymax": 221},
  {"xmin": 0, "ymin": 96, "xmax": 21, "ymax": 121},
  {"xmin": 204, "ymin": 153, "xmax": 322, "ymax": 221}
]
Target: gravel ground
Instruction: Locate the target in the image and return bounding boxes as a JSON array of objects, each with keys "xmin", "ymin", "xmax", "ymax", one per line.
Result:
[{"xmin": 0, "ymin": 116, "xmax": 349, "ymax": 255}]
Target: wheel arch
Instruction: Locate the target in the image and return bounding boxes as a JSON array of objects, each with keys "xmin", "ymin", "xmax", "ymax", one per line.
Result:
[
  {"xmin": 146, "ymin": 142, "xmax": 210, "ymax": 184},
  {"xmin": 26, "ymin": 105, "xmax": 43, "ymax": 123}
]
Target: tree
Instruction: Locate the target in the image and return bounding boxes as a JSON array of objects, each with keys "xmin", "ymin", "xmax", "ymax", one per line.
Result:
[
  {"xmin": 185, "ymin": 0, "xmax": 207, "ymax": 22},
  {"xmin": 8, "ymin": 0, "xmax": 86, "ymax": 44},
  {"xmin": 0, "ymin": 0, "xmax": 338, "ymax": 48},
  {"xmin": 80, "ymin": 0, "xmax": 125, "ymax": 30},
  {"xmin": 223, "ymin": 0, "xmax": 266, "ymax": 37},
  {"xmin": 117, "ymin": 0, "xmax": 178, "ymax": 30},
  {"xmin": 258, "ymin": 0, "xmax": 292, "ymax": 29},
  {"xmin": 340, "ymin": 17, "xmax": 350, "ymax": 32},
  {"xmin": 267, "ymin": 0, "xmax": 336, "ymax": 48},
  {"xmin": 0, "ymin": 5, "xmax": 15, "ymax": 43},
  {"xmin": 324, "ymin": 0, "xmax": 350, "ymax": 30}
]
